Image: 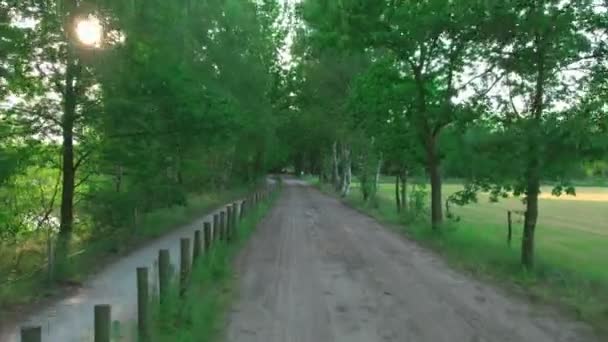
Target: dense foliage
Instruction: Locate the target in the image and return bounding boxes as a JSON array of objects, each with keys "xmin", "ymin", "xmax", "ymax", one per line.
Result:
[
  {"xmin": 288, "ymin": 0, "xmax": 608, "ymax": 267},
  {"xmin": 1, "ymin": 0, "xmax": 607, "ymax": 290},
  {"xmin": 1, "ymin": 0, "xmax": 285, "ymax": 281}
]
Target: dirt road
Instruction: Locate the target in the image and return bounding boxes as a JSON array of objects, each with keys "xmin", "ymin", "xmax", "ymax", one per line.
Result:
[{"xmin": 227, "ymin": 180, "xmax": 596, "ymax": 342}]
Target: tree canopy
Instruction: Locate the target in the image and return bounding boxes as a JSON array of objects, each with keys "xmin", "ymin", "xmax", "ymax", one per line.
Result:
[
  {"xmin": 288, "ymin": 0, "xmax": 608, "ymax": 268},
  {"xmin": 1, "ymin": 0, "xmax": 607, "ymax": 279}
]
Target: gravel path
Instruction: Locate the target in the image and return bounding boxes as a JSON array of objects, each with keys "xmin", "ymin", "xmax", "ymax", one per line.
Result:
[
  {"xmin": 1, "ymin": 202, "xmax": 238, "ymax": 342},
  {"xmin": 226, "ymin": 180, "xmax": 597, "ymax": 342}
]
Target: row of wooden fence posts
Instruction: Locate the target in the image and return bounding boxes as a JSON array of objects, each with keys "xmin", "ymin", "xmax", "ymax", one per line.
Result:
[{"xmin": 20, "ymin": 186, "xmax": 277, "ymax": 342}]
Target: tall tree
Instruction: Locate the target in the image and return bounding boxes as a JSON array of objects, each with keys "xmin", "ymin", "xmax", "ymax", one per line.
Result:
[
  {"xmin": 298, "ymin": 0, "xmax": 496, "ymax": 227},
  {"xmin": 448, "ymin": 0, "xmax": 605, "ymax": 267}
]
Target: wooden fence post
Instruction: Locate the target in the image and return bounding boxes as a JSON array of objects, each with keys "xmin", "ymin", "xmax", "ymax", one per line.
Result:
[
  {"xmin": 240, "ymin": 200, "xmax": 247, "ymax": 221},
  {"xmin": 94, "ymin": 304, "xmax": 111, "ymax": 342},
  {"xmin": 507, "ymin": 211, "xmax": 513, "ymax": 246},
  {"xmin": 20, "ymin": 326, "xmax": 41, "ymax": 342},
  {"xmin": 219, "ymin": 211, "xmax": 226, "ymax": 242},
  {"xmin": 213, "ymin": 214, "xmax": 219, "ymax": 242},
  {"xmin": 158, "ymin": 249, "xmax": 170, "ymax": 305},
  {"xmin": 226, "ymin": 206, "xmax": 233, "ymax": 242},
  {"xmin": 203, "ymin": 222, "xmax": 211, "ymax": 253},
  {"xmin": 137, "ymin": 267, "xmax": 149, "ymax": 341},
  {"xmin": 231, "ymin": 203, "xmax": 239, "ymax": 239},
  {"xmin": 193, "ymin": 230, "xmax": 202, "ymax": 263},
  {"xmin": 180, "ymin": 238, "xmax": 191, "ymax": 296}
]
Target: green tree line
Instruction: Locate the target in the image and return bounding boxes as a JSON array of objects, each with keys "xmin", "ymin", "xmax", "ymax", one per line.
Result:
[
  {"xmin": 1, "ymin": 0, "xmax": 286, "ymax": 280},
  {"xmin": 284, "ymin": 0, "xmax": 608, "ymax": 268}
]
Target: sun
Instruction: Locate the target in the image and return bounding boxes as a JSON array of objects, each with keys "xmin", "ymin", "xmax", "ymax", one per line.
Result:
[{"xmin": 75, "ymin": 16, "xmax": 103, "ymax": 47}]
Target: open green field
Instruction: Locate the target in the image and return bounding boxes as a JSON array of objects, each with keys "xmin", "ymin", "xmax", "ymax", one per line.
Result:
[
  {"xmin": 407, "ymin": 183, "xmax": 608, "ymax": 281},
  {"xmin": 340, "ymin": 181, "xmax": 608, "ymax": 332}
]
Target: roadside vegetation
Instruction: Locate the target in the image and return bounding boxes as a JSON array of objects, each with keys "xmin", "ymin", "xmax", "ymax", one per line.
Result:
[
  {"xmin": 312, "ymin": 177, "xmax": 608, "ymax": 335},
  {"xmin": 289, "ymin": 0, "xmax": 608, "ymax": 268},
  {"xmin": 289, "ymin": 0, "xmax": 607, "ymax": 333},
  {"xmin": 0, "ymin": 187, "xmax": 248, "ymax": 309},
  {"xmin": 1, "ymin": 0, "xmax": 286, "ymax": 314},
  {"xmin": 148, "ymin": 192, "xmax": 277, "ymax": 342},
  {"xmin": 2, "ymin": 0, "xmax": 608, "ymax": 337}
]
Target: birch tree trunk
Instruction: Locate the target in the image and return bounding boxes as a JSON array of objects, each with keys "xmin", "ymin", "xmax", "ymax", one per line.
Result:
[
  {"xmin": 332, "ymin": 141, "xmax": 340, "ymax": 190},
  {"xmin": 340, "ymin": 145, "xmax": 351, "ymax": 197}
]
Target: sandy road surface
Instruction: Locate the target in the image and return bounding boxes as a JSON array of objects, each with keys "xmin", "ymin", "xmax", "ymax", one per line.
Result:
[{"xmin": 227, "ymin": 180, "xmax": 597, "ymax": 342}]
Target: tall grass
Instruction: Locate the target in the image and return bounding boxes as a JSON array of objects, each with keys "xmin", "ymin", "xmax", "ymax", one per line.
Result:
[{"xmin": 147, "ymin": 192, "xmax": 276, "ymax": 341}]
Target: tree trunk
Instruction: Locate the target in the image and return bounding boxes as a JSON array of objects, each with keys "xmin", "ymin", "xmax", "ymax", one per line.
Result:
[
  {"xmin": 401, "ymin": 168, "xmax": 408, "ymax": 213},
  {"xmin": 522, "ymin": 176, "xmax": 540, "ymax": 268},
  {"xmin": 332, "ymin": 141, "xmax": 340, "ymax": 190},
  {"xmin": 59, "ymin": 126, "xmax": 75, "ymax": 239},
  {"xmin": 427, "ymin": 140, "xmax": 443, "ymax": 229},
  {"xmin": 374, "ymin": 156, "xmax": 382, "ymax": 199},
  {"xmin": 58, "ymin": 53, "xmax": 79, "ymax": 241},
  {"xmin": 57, "ymin": 12, "xmax": 81, "ymax": 277},
  {"xmin": 340, "ymin": 145, "xmax": 351, "ymax": 197},
  {"xmin": 522, "ymin": 24, "xmax": 545, "ymax": 268},
  {"xmin": 294, "ymin": 153, "xmax": 303, "ymax": 176},
  {"xmin": 361, "ymin": 171, "xmax": 369, "ymax": 201},
  {"xmin": 395, "ymin": 174, "xmax": 401, "ymax": 212}
]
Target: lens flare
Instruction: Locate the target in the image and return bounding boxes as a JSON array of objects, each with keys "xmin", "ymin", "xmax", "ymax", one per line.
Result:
[{"xmin": 75, "ymin": 16, "xmax": 102, "ymax": 47}]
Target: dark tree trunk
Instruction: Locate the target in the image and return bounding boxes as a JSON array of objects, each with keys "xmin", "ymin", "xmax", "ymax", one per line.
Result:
[
  {"xmin": 56, "ymin": 12, "xmax": 81, "ymax": 277},
  {"xmin": 401, "ymin": 168, "xmax": 408, "ymax": 213},
  {"xmin": 294, "ymin": 153, "xmax": 303, "ymax": 176},
  {"xmin": 176, "ymin": 147, "xmax": 184, "ymax": 185},
  {"xmin": 522, "ymin": 25, "xmax": 545, "ymax": 268},
  {"xmin": 395, "ymin": 174, "xmax": 401, "ymax": 213},
  {"xmin": 429, "ymin": 162, "xmax": 443, "ymax": 229},
  {"xmin": 332, "ymin": 141, "xmax": 340, "ymax": 190},
  {"xmin": 427, "ymin": 138, "xmax": 443, "ymax": 229},
  {"xmin": 413, "ymin": 65, "xmax": 443, "ymax": 229},
  {"xmin": 59, "ymin": 51, "xmax": 79, "ymax": 243},
  {"xmin": 522, "ymin": 176, "xmax": 539, "ymax": 268}
]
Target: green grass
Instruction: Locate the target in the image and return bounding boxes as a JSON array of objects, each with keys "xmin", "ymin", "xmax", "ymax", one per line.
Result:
[
  {"xmin": 147, "ymin": 190, "xmax": 278, "ymax": 341},
  {"xmin": 0, "ymin": 187, "xmax": 250, "ymax": 313},
  {"xmin": 315, "ymin": 178, "xmax": 608, "ymax": 336}
]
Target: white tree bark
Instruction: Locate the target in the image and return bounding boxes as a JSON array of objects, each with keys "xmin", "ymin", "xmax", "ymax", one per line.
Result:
[
  {"xmin": 340, "ymin": 145, "xmax": 352, "ymax": 197},
  {"xmin": 374, "ymin": 155, "xmax": 383, "ymax": 192},
  {"xmin": 332, "ymin": 141, "xmax": 340, "ymax": 190}
]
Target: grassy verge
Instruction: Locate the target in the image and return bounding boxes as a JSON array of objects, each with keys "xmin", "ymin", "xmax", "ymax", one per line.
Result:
[
  {"xmin": 0, "ymin": 186, "xmax": 250, "ymax": 313},
  {"xmin": 313, "ymin": 179, "xmax": 608, "ymax": 336},
  {"xmin": 148, "ymin": 189, "xmax": 278, "ymax": 341}
]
